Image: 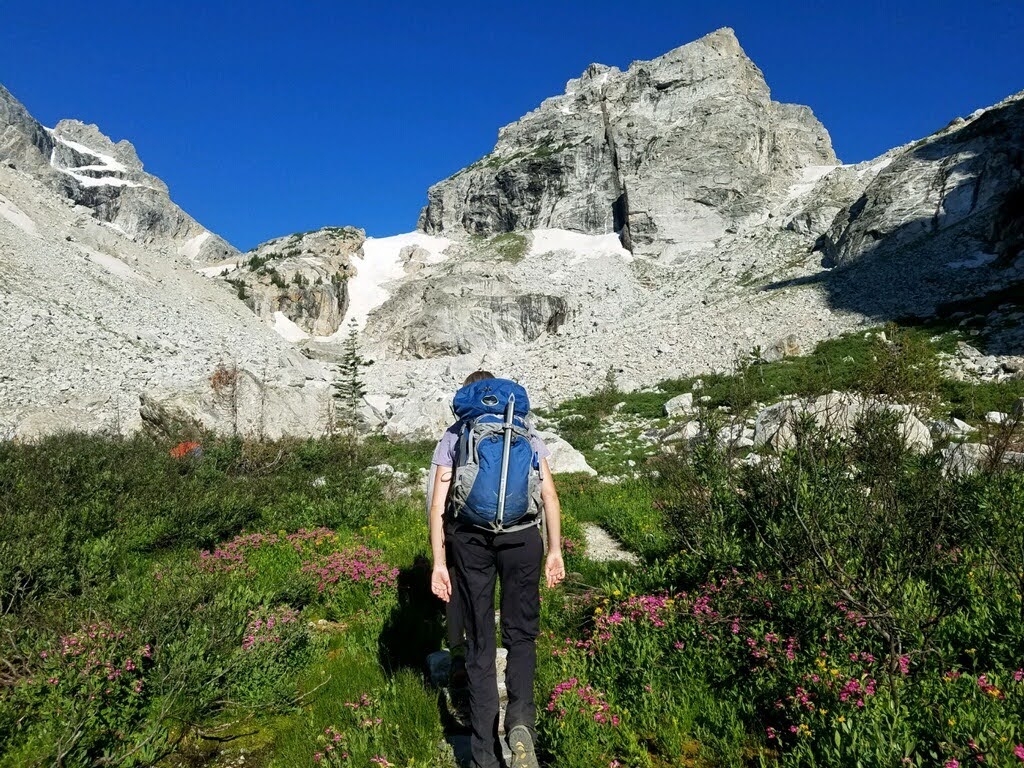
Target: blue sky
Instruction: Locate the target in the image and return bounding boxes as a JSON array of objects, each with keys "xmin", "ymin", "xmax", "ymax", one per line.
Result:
[{"xmin": 2, "ymin": 1, "xmax": 1022, "ymax": 249}]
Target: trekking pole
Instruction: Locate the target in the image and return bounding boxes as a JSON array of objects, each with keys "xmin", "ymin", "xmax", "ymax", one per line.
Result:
[{"xmin": 496, "ymin": 393, "xmax": 514, "ymax": 528}]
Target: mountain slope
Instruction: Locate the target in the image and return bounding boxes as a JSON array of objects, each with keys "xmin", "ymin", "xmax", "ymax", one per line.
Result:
[{"xmin": 0, "ymin": 86, "xmax": 329, "ymax": 439}]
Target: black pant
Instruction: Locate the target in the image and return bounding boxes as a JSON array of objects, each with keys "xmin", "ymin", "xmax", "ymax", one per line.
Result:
[
  {"xmin": 445, "ymin": 534, "xmax": 466, "ymax": 655},
  {"xmin": 451, "ymin": 524, "xmax": 543, "ymax": 768}
]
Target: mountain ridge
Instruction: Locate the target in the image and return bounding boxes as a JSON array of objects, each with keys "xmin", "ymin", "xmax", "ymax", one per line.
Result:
[{"xmin": 1, "ymin": 29, "xmax": 1022, "ymax": 440}]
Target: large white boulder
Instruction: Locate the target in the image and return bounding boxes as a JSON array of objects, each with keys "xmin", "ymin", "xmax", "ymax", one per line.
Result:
[
  {"xmin": 753, "ymin": 392, "xmax": 933, "ymax": 454},
  {"xmin": 139, "ymin": 370, "xmax": 332, "ymax": 440},
  {"xmin": 663, "ymin": 392, "xmax": 695, "ymax": 417},
  {"xmin": 382, "ymin": 389, "xmax": 453, "ymax": 440},
  {"xmin": 535, "ymin": 430, "xmax": 597, "ymax": 475}
]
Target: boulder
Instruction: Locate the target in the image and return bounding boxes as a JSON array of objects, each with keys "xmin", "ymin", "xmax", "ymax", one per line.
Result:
[
  {"xmin": 767, "ymin": 334, "xmax": 802, "ymax": 361},
  {"xmin": 383, "ymin": 389, "xmax": 453, "ymax": 440},
  {"xmin": 753, "ymin": 398, "xmax": 805, "ymax": 450},
  {"xmin": 535, "ymin": 430, "xmax": 597, "ymax": 475},
  {"xmin": 717, "ymin": 423, "xmax": 755, "ymax": 449},
  {"xmin": 139, "ymin": 370, "xmax": 332, "ymax": 440},
  {"xmin": 663, "ymin": 392, "xmax": 694, "ymax": 417},
  {"xmin": 941, "ymin": 442, "xmax": 991, "ymax": 476},
  {"xmin": 753, "ymin": 392, "xmax": 933, "ymax": 453},
  {"xmin": 662, "ymin": 420, "xmax": 702, "ymax": 444}
]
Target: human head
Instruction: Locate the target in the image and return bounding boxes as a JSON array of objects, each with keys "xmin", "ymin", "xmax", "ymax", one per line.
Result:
[{"xmin": 462, "ymin": 370, "xmax": 495, "ymax": 386}]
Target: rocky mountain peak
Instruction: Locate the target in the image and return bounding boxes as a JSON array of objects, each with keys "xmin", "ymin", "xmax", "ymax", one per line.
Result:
[
  {"xmin": 0, "ymin": 82, "xmax": 236, "ymax": 264},
  {"xmin": 419, "ymin": 28, "xmax": 836, "ymax": 260}
]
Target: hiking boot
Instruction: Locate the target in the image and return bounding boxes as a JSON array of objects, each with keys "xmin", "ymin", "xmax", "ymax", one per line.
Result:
[
  {"xmin": 445, "ymin": 684, "xmax": 472, "ymax": 729},
  {"xmin": 507, "ymin": 725, "xmax": 539, "ymax": 768}
]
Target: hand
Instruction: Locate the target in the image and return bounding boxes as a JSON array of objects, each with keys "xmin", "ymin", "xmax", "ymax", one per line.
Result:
[
  {"xmin": 545, "ymin": 551, "xmax": 566, "ymax": 589},
  {"xmin": 431, "ymin": 564, "xmax": 452, "ymax": 603}
]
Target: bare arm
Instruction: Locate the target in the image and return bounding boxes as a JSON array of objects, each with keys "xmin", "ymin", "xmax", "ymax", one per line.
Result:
[
  {"xmin": 540, "ymin": 458, "xmax": 565, "ymax": 587},
  {"xmin": 429, "ymin": 464, "xmax": 453, "ymax": 601}
]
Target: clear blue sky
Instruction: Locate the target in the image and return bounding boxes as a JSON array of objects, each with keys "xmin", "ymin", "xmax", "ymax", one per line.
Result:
[{"xmin": 2, "ymin": 0, "xmax": 1022, "ymax": 249}]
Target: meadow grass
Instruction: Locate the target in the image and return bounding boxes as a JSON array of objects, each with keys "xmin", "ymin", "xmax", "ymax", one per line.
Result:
[{"xmin": 3, "ymin": 320, "xmax": 1024, "ymax": 766}]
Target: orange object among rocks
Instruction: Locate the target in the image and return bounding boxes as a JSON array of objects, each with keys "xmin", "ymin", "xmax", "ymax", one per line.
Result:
[{"xmin": 170, "ymin": 441, "xmax": 203, "ymax": 459}]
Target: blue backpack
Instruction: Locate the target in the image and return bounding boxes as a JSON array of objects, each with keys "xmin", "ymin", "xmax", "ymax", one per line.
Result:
[{"xmin": 449, "ymin": 378, "xmax": 542, "ymax": 532}]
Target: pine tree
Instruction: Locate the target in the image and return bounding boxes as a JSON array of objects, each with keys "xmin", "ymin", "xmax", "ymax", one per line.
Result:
[{"xmin": 333, "ymin": 318, "xmax": 366, "ymax": 427}]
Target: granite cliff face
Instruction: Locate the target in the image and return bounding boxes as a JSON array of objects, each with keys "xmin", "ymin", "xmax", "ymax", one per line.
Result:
[
  {"xmin": 815, "ymin": 93, "xmax": 1024, "ymax": 316},
  {"xmin": 419, "ymin": 28, "xmax": 836, "ymax": 260}
]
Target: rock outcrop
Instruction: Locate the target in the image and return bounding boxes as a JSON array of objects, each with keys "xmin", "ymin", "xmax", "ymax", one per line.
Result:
[
  {"xmin": 817, "ymin": 92, "xmax": 1024, "ymax": 316},
  {"xmin": 218, "ymin": 226, "xmax": 366, "ymax": 339},
  {"xmin": 420, "ymin": 28, "xmax": 836, "ymax": 261},
  {"xmin": 753, "ymin": 392, "xmax": 933, "ymax": 454}
]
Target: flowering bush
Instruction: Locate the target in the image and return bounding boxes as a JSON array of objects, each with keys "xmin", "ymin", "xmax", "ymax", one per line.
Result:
[
  {"xmin": 9, "ymin": 622, "xmax": 163, "ymax": 765},
  {"xmin": 197, "ymin": 528, "xmax": 399, "ymax": 623},
  {"xmin": 230, "ymin": 605, "xmax": 324, "ymax": 705},
  {"xmin": 539, "ymin": 678, "xmax": 645, "ymax": 768},
  {"xmin": 311, "ymin": 692, "xmax": 403, "ymax": 766},
  {"xmin": 197, "ymin": 527, "xmax": 338, "ymax": 575},
  {"xmin": 301, "ymin": 544, "xmax": 399, "ymax": 597}
]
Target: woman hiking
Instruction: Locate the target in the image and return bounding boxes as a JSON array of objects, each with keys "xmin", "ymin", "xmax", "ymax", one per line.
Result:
[{"xmin": 428, "ymin": 371, "xmax": 565, "ymax": 768}]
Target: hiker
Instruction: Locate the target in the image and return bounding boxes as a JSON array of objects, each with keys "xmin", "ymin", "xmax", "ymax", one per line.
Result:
[{"xmin": 429, "ymin": 372, "xmax": 565, "ymax": 768}]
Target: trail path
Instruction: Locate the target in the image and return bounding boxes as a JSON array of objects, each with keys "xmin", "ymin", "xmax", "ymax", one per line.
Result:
[
  {"xmin": 432, "ymin": 525, "xmax": 639, "ymax": 765},
  {"xmin": 582, "ymin": 523, "xmax": 640, "ymax": 564}
]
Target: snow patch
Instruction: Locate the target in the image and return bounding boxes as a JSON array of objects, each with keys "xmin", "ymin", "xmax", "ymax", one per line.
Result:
[
  {"xmin": 784, "ymin": 165, "xmax": 839, "ymax": 202},
  {"xmin": 58, "ymin": 168, "xmax": 142, "ymax": 188},
  {"xmin": 946, "ymin": 252, "xmax": 997, "ymax": 270},
  {"xmin": 48, "ymin": 133, "xmax": 144, "ymax": 188},
  {"xmin": 527, "ymin": 229, "xmax": 633, "ymax": 265},
  {"xmin": 857, "ymin": 156, "xmax": 894, "ymax": 180},
  {"xmin": 180, "ymin": 231, "xmax": 211, "ymax": 261},
  {"xmin": 272, "ymin": 311, "xmax": 310, "ymax": 342},
  {"xmin": 196, "ymin": 262, "xmax": 238, "ymax": 278},
  {"xmin": 50, "ymin": 134, "xmax": 129, "ymax": 172},
  {"xmin": 73, "ymin": 243, "xmax": 139, "ymax": 281},
  {"xmin": 0, "ymin": 194, "xmax": 39, "ymax": 238},
  {"xmin": 341, "ymin": 232, "xmax": 451, "ymax": 331}
]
